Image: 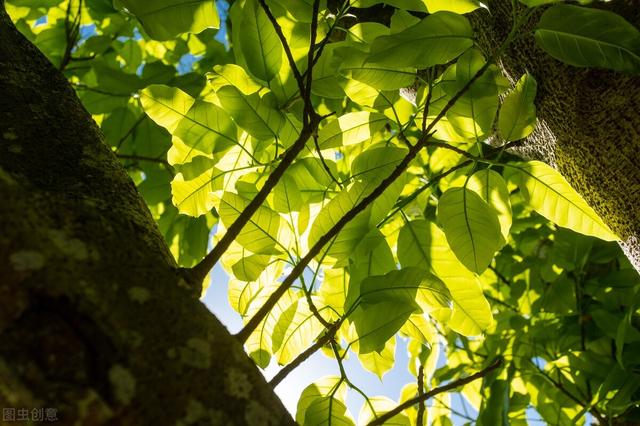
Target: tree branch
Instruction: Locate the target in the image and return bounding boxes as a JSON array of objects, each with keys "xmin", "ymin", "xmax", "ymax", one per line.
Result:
[
  {"xmin": 269, "ymin": 321, "xmax": 340, "ymax": 388},
  {"xmin": 189, "ymin": 2, "xmax": 324, "ymax": 285},
  {"xmin": 367, "ymin": 358, "xmax": 503, "ymax": 426},
  {"xmin": 236, "ymin": 59, "xmax": 497, "ymax": 343},
  {"xmin": 257, "ymin": 0, "xmax": 305, "ymax": 104},
  {"xmin": 304, "ymin": 0, "xmax": 321, "ymax": 124}
]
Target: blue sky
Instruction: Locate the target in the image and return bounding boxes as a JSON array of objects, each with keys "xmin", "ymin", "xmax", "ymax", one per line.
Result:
[{"xmin": 201, "ymin": 264, "xmax": 481, "ymax": 424}]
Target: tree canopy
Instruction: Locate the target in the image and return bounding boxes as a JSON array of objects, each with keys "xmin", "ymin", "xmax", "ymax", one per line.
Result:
[{"xmin": 4, "ymin": 0, "xmax": 640, "ymax": 424}]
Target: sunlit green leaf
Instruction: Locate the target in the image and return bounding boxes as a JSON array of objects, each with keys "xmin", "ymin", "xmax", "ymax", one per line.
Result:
[
  {"xmin": 438, "ymin": 187, "xmax": 502, "ymax": 274},
  {"xmin": 120, "ymin": 0, "xmax": 219, "ymax": 41},
  {"xmin": 171, "ymin": 167, "xmax": 222, "ymax": 216},
  {"xmin": 398, "ymin": 220, "xmax": 493, "ymax": 335},
  {"xmin": 358, "ymin": 336, "xmax": 396, "ymax": 379},
  {"xmin": 272, "ymin": 298, "xmax": 326, "ymax": 365},
  {"xmin": 498, "ymin": 73, "xmax": 537, "ymax": 141},
  {"xmin": 140, "ymin": 84, "xmax": 195, "ymax": 133},
  {"xmin": 367, "ymin": 12, "xmax": 473, "ymax": 68},
  {"xmin": 296, "ymin": 377, "xmax": 351, "ymax": 426},
  {"xmin": 358, "ymin": 396, "xmax": 411, "ymax": 425},
  {"xmin": 424, "ymin": 0, "xmax": 481, "ymax": 14},
  {"xmin": 535, "ymin": 5, "xmax": 640, "ymax": 74},
  {"xmin": 506, "ymin": 161, "xmax": 618, "ymax": 241},
  {"xmin": 216, "ymin": 86, "xmax": 284, "ymax": 141},
  {"xmin": 218, "ymin": 191, "xmax": 283, "ymax": 254},
  {"xmin": 239, "ymin": 0, "xmax": 283, "ymax": 82},
  {"xmin": 317, "ymin": 111, "xmax": 388, "ymax": 149},
  {"xmin": 466, "ymin": 169, "xmax": 512, "ymax": 242}
]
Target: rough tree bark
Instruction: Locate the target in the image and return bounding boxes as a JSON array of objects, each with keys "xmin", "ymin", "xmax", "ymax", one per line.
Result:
[
  {"xmin": 335, "ymin": 0, "xmax": 640, "ymax": 272},
  {"xmin": 1, "ymin": 0, "xmax": 639, "ymax": 424},
  {"xmin": 471, "ymin": 0, "xmax": 640, "ymax": 272},
  {"xmin": 0, "ymin": 3, "xmax": 294, "ymax": 425}
]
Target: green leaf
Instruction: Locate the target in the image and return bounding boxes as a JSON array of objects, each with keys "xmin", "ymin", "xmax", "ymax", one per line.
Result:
[
  {"xmin": 216, "ymin": 86, "xmax": 284, "ymax": 141},
  {"xmin": 348, "ymin": 267, "xmax": 450, "ymax": 353},
  {"xmin": 506, "ymin": 161, "xmax": 618, "ymax": 241},
  {"xmin": 367, "ymin": 12, "xmax": 473, "ymax": 68},
  {"xmin": 272, "ymin": 298, "xmax": 326, "ymax": 365},
  {"xmin": 171, "ymin": 167, "xmax": 222, "ymax": 217},
  {"xmin": 239, "ymin": 0, "xmax": 283, "ymax": 82},
  {"xmin": 218, "ymin": 191, "xmax": 283, "ymax": 254},
  {"xmin": 535, "ymin": 5, "xmax": 640, "ymax": 74},
  {"xmin": 478, "ymin": 379, "xmax": 510, "ymax": 426},
  {"xmin": 334, "ymin": 46, "xmax": 417, "ymax": 91},
  {"xmin": 358, "ymin": 336, "xmax": 396, "ymax": 379},
  {"xmin": 207, "ymin": 64, "xmax": 263, "ymax": 95},
  {"xmin": 351, "ymin": 0, "xmax": 426, "ymax": 11},
  {"xmin": 120, "ymin": 0, "xmax": 219, "ymax": 41},
  {"xmin": 437, "ymin": 187, "xmax": 502, "ymax": 274},
  {"xmin": 424, "ymin": 0, "xmax": 481, "ymax": 14},
  {"xmin": 349, "ymin": 299, "xmax": 418, "ymax": 354},
  {"xmin": 303, "ymin": 397, "xmax": 354, "ymax": 426},
  {"xmin": 244, "ymin": 286, "xmax": 299, "ymax": 368},
  {"xmin": 358, "ymin": 396, "xmax": 411, "ymax": 425},
  {"xmin": 347, "ymin": 230, "xmax": 398, "ymax": 315},
  {"xmin": 140, "ymin": 85, "xmax": 195, "ymax": 133},
  {"xmin": 308, "ymin": 181, "xmax": 372, "ymax": 266},
  {"xmin": 498, "ymin": 73, "xmax": 537, "ymax": 141},
  {"xmin": 172, "ymin": 99, "xmax": 238, "ymax": 156},
  {"xmin": 444, "ymin": 49, "xmax": 500, "ymax": 141},
  {"xmin": 296, "ymin": 377, "xmax": 351, "ymax": 426},
  {"xmin": 466, "ymin": 169, "xmax": 512, "ymax": 242},
  {"xmin": 231, "ymin": 252, "xmax": 271, "ymax": 282},
  {"xmin": 270, "ymin": 175, "xmax": 303, "ymax": 213},
  {"xmin": 317, "ymin": 112, "xmax": 388, "ymax": 149},
  {"xmin": 398, "ymin": 220, "xmax": 493, "ymax": 336},
  {"xmin": 349, "ymin": 267, "xmax": 451, "ymax": 313}
]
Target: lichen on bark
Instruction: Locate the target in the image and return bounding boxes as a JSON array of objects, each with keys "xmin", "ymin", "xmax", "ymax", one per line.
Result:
[{"xmin": 0, "ymin": 3, "xmax": 294, "ymax": 424}]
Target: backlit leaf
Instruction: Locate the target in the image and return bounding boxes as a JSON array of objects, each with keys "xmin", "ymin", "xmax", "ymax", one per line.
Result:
[
  {"xmin": 506, "ymin": 161, "xmax": 618, "ymax": 241},
  {"xmin": 120, "ymin": 0, "xmax": 219, "ymax": 41},
  {"xmin": 437, "ymin": 187, "xmax": 502, "ymax": 274},
  {"xmin": 367, "ymin": 12, "xmax": 473, "ymax": 68},
  {"xmin": 535, "ymin": 5, "xmax": 640, "ymax": 74},
  {"xmin": 498, "ymin": 73, "xmax": 537, "ymax": 141}
]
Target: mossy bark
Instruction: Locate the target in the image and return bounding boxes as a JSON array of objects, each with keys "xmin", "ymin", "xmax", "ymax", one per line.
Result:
[
  {"xmin": 329, "ymin": 1, "xmax": 640, "ymax": 272},
  {"xmin": 0, "ymin": 3, "xmax": 294, "ymax": 425},
  {"xmin": 471, "ymin": 0, "xmax": 640, "ymax": 272}
]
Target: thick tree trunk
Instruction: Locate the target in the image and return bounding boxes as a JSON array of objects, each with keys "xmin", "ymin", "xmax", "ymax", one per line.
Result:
[
  {"xmin": 334, "ymin": 1, "xmax": 640, "ymax": 272},
  {"xmin": 471, "ymin": 0, "xmax": 640, "ymax": 272},
  {"xmin": 0, "ymin": 3, "xmax": 294, "ymax": 425}
]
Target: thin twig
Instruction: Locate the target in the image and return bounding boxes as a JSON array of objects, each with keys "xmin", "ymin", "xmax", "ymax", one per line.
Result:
[
  {"xmin": 116, "ymin": 153, "xmax": 173, "ymax": 170},
  {"xmin": 59, "ymin": 0, "xmax": 82, "ymax": 71},
  {"xmin": 366, "ymin": 358, "xmax": 503, "ymax": 426},
  {"xmin": 424, "ymin": 140, "xmax": 480, "ymax": 160},
  {"xmin": 313, "ymin": 133, "xmax": 342, "ymax": 188},
  {"xmin": 269, "ymin": 322, "xmax": 340, "ymax": 387},
  {"xmin": 531, "ymin": 362, "xmax": 606, "ymax": 424},
  {"xmin": 417, "ymin": 364, "xmax": 426, "ymax": 426},
  {"xmin": 303, "ymin": 0, "xmax": 321, "ymax": 125},
  {"xmin": 257, "ymin": 0, "xmax": 305, "ymax": 102},
  {"xmin": 115, "ymin": 114, "xmax": 146, "ymax": 150}
]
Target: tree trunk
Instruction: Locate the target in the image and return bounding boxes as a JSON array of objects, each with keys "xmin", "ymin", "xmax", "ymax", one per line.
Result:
[
  {"xmin": 332, "ymin": 1, "xmax": 640, "ymax": 272},
  {"xmin": 0, "ymin": 3, "xmax": 294, "ymax": 425},
  {"xmin": 470, "ymin": 0, "xmax": 640, "ymax": 272}
]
